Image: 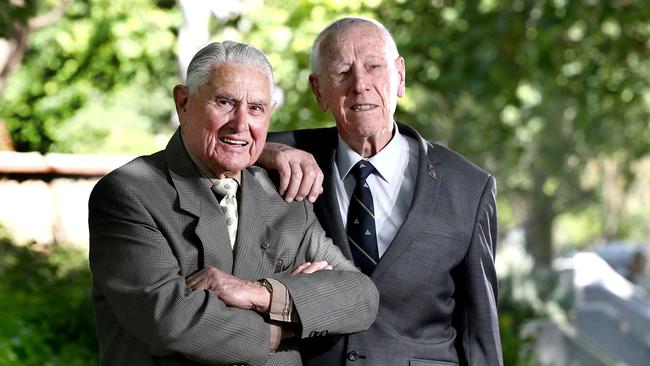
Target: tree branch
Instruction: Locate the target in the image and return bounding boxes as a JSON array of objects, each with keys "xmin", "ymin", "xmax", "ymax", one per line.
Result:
[{"xmin": 27, "ymin": 0, "xmax": 71, "ymax": 30}]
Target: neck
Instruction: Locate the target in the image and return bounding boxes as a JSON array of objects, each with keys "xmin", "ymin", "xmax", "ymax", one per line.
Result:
[
  {"xmin": 342, "ymin": 127, "xmax": 393, "ymax": 158},
  {"xmin": 214, "ymin": 170, "xmax": 242, "ymax": 181}
]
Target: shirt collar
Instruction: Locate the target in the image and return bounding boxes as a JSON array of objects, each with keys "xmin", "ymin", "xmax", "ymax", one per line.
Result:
[{"xmin": 336, "ymin": 123, "xmax": 408, "ymax": 184}]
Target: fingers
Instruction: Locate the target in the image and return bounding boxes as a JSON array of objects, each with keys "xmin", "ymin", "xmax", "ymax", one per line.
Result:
[
  {"xmin": 263, "ymin": 144, "xmax": 323, "ymax": 203},
  {"xmin": 282, "ymin": 160, "xmax": 304, "ymax": 202},
  {"xmin": 186, "ymin": 275, "xmax": 209, "ymax": 290},
  {"xmin": 186, "ymin": 266, "xmax": 221, "ymax": 290},
  {"xmin": 283, "ymin": 159, "xmax": 324, "ymax": 203},
  {"xmin": 307, "ymin": 170, "xmax": 324, "ymax": 203},
  {"xmin": 276, "ymin": 160, "xmax": 292, "ymax": 196},
  {"xmin": 291, "ymin": 262, "xmax": 312, "ymax": 275},
  {"xmin": 186, "ymin": 272, "xmax": 203, "ymax": 288},
  {"xmin": 291, "ymin": 261, "xmax": 332, "ymax": 275}
]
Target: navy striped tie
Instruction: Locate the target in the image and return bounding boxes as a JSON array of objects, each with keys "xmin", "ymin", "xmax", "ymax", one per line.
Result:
[{"xmin": 347, "ymin": 160, "xmax": 378, "ymax": 275}]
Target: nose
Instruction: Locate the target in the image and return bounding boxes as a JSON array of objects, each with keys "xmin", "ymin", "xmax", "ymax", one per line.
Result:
[
  {"xmin": 351, "ymin": 68, "xmax": 369, "ymax": 94},
  {"xmin": 229, "ymin": 106, "xmax": 248, "ymax": 132}
]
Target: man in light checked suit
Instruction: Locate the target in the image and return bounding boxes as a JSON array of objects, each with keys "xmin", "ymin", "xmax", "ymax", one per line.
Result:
[{"xmin": 88, "ymin": 40, "xmax": 378, "ymax": 366}]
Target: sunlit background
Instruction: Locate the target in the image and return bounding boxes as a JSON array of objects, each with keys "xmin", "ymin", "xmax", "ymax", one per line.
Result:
[{"xmin": 1, "ymin": 0, "xmax": 649, "ymax": 365}]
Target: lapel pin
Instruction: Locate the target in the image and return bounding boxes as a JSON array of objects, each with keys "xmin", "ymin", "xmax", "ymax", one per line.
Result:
[{"xmin": 427, "ymin": 164, "xmax": 439, "ymax": 180}]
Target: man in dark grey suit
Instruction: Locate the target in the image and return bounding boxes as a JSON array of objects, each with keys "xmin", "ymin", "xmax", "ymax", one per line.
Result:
[
  {"xmin": 88, "ymin": 41, "xmax": 378, "ymax": 366},
  {"xmin": 260, "ymin": 17, "xmax": 503, "ymax": 365}
]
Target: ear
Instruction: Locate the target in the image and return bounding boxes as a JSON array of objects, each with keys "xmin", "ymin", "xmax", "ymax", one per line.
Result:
[
  {"xmin": 309, "ymin": 74, "xmax": 328, "ymax": 112},
  {"xmin": 395, "ymin": 56, "xmax": 406, "ymax": 97},
  {"xmin": 173, "ymin": 85, "xmax": 189, "ymax": 125}
]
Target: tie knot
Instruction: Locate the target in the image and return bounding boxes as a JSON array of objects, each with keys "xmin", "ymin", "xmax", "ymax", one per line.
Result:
[
  {"xmin": 352, "ymin": 160, "xmax": 375, "ymax": 181},
  {"xmin": 211, "ymin": 178, "xmax": 238, "ymax": 197}
]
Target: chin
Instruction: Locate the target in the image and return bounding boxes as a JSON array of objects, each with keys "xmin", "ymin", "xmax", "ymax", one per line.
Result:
[
  {"xmin": 356, "ymin": 124, "xmax": 390, "ymax": 137},
  {"xmin": 212, "ymin": 158, "xmax": 248, "ymax": 174}
]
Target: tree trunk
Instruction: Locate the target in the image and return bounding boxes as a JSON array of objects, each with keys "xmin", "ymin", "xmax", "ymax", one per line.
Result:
[
  {"xmin": 524, "ymin": 175, "xmax": 555, "ymax": 269},
  {"xmin": 0, "ymin": 26, "xmax": 29, "ymax": 94},
  {"xmin": 0, "ymin": 1, "xmax": 69, "ymax": 93}
]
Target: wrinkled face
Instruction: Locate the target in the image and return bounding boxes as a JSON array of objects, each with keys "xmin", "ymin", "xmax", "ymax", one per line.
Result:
[
  {"xmin": 174, "ymin": 63, "xmax": 274, "ymax": 178},
  {"xmin": 310, "ymin": 24, "xmax": 405, "ymax": 147}
]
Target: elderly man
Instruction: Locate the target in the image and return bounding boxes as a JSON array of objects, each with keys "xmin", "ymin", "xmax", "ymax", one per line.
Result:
[
  {"xmin": 261, "ymin": 17, "xmax": 503, "ymax": 365},
  {"xmin": 88, "ymin": 41, "xmax": 378, "ymax": 366}
]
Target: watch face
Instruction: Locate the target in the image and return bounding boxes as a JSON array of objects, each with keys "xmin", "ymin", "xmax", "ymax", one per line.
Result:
[{"xmin": 260, "ymin": 279, "xmax": 273, "ymax": 294}]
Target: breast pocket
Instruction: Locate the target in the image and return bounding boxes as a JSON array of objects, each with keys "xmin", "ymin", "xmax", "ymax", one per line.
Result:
[
  {"xmin": 260, "ymin": 227, "xmax": 299, "ymax": 273},
  {"xmin": 409, "ymin": 359, "xmax": 458, "ymax": 366}
]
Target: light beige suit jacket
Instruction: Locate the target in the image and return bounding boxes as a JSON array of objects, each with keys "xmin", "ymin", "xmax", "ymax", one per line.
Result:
[{"xmin": 89, "ymin": 129, "xmax": 379, "ymax": 366}]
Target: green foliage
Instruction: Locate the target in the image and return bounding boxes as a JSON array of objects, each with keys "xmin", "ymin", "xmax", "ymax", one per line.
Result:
[
  {"xmin": 0, "ymin": 0, "xmax": 38, "ymax": 36},
  {"xmin": 1, "ymin": 0, "xmax": 180, "ymax": 154},
  {"xmin": 200, "ymin": 1, "xmax": 650, "ymax": 255},
  {"xmin": 496, "ymin": 240, "xmax": 574, "ymax": 365},
  {"xmin": 3, "ymin": 1, "xmax": 650, "ymax": 362},
  {"xmin": 373, "ymin": 0, "xmax": 650, "ymax": 263},
  {"xmin": 0, "ymin": 228, "xmax": 98, "ymax": 365},
  {"xmin": 498, "ymin": 297, "xmax": 537, "ymax": 366}
]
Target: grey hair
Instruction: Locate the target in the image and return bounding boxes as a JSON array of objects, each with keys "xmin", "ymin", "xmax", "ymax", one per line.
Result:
[
  {"xmin": 185, "ymin": 40, "xmax": 274, "ymax": 95},
  {"xmin": 311, "ymin": 17, "xmax": 399, "ymax": 75}
]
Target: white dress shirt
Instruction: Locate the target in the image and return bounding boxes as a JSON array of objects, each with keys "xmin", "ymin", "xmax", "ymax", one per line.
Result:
[{"xmin": 333, "ymin": 124, "xmax": 419, "ymax": 257}]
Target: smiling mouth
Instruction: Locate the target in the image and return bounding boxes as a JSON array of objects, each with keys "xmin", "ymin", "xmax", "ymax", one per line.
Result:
[
  {"xmin": 221, "ymin": 137, "xmax": 247, "ymax": 146},
  {"xmin": 350, "ymin": 104, "xmax": 377, "ymax": 111}
]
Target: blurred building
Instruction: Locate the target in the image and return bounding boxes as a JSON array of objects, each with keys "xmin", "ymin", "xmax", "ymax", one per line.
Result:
[
  {"xmin": 0, "ymin": 151, "xmax": 132, "ymax": 246},
  {"xmin": 526, "ymin": 249, "xmax": 650, "ymax": 366}
]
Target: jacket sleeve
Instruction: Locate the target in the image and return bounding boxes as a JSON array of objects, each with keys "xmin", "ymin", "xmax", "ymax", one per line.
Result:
[
  {"xmin": 266, "ymin": 130, "xmax": 300, "ymax": 147},
  {"xmin": 89, "ymin": 173, "xmax": 272, "ymax": 366},
  {"xmin": 271, "ymin": 202, "xmax": 379, "ymax": 340},
  {"xmin": 267, "ymin": 128, "xmax": 335, "ymax": 154},
  {"xmin": 454, "ymin": 175, "xmax": 504, "ymax": 366}
]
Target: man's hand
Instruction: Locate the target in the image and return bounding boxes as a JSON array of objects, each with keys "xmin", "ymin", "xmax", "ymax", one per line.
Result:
[
  {"xmin": 291, "ymin": 261, "xmax": 333, "ymax": 275},
  {"xmin": 257, "ymin": 142, "xmax": 324, "ymax": 203},
  {"xmin": 186, "ymin": 266, "xmax": 271, "ymax": 313}
]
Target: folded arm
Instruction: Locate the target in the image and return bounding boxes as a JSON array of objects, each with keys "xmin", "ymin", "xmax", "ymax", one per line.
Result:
[
  {"xmin": 270, "ymin": 203, "xmax": 380, "ymax": 339},
  {"xmin": 89, "ymin": 175, "xmax": 273, "ymax": 366}
]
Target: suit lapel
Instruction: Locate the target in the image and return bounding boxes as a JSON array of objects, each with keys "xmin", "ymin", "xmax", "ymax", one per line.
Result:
[
  {"xmin": 312, "ymin": 125, "xmax": 443, "ymax": 271},
  {"xmin": 314, "ymin": 148, "xmax": 352, "ymax": 259},
  {"xmin": 372, "ymin": 124, "xmax": 443, "ymax": 279},
  {"xmin": 231, "ymin": 168, "xmax": 275, "ymax": 279},
  {"xmin": 165, "ymin": 129, "xmax": 234, "ymax": 272}
]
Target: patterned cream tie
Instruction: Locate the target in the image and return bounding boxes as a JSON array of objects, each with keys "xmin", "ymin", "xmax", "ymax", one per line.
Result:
[{"xmin": 211, "ymin": 178, "xmax": 238, "ymax": 248}]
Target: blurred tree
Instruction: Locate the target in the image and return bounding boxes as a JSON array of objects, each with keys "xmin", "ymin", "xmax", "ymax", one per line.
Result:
[
  {"xmin": 178, "ymin": 0, "xmax": 650, "ymax": 268},
  {"xmin": 0, "ymin": 0, "xmax": 180, "ymax": 153},
  {"xmin": 2, "ymin": 0, "xmax": 649, "ymax": 268},
  {"xmin": 0, "ymin": 1, "xmax": 70, "ymax": 94},
  {"xmin": 0, "ymin": 226, "xmax": 97, "ymax": 365},
  {"xmin": 374, "ymin": 0, "xmax": 650, "ymax": 268}
]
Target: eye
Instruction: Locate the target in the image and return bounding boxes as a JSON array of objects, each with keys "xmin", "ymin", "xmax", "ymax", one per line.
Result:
[
  {"xmin": 332, "ymin": 67, "xmax": 349, "ymax": 77},
  {"xmin": 249, "ymin": 104, "xmax": 265, "ymax": 115},
  {"xmin": 215, "ymin": 98, "xmax": 235, "ymax": 111}
]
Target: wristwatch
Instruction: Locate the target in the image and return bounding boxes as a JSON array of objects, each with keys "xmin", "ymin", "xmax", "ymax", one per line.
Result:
[
  {"xmin": 259, "ymin": 278, "xmax": 274, "ymax": 295},
  {"xmin": 258, "ymin": 279, "xmax": 273, "ymax": 314}
]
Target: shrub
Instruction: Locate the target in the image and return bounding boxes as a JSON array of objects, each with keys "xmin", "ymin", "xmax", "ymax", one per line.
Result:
[{"xmin": 0, "ymin": 228, "xmax": 98, "ymax": 365}]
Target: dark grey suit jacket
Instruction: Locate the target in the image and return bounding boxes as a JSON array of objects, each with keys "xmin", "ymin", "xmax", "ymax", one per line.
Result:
[
  {"xmin": 88, "ymin": 129, "xmax": 379, "ymax": 366},
  {"xmin": 268, "ymin": 123, "xmax": 502, "ymax": 366}
]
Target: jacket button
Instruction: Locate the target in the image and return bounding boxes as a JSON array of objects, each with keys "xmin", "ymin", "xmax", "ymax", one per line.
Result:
[{"xmin": 347, "ymin": 350, "xmax": 359, "ymax": 361}]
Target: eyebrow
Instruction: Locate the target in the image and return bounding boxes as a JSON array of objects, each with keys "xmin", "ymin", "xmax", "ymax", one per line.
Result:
[{"xmin": 213, "ymin": 92, "xmax": 270, "ymax": 106}]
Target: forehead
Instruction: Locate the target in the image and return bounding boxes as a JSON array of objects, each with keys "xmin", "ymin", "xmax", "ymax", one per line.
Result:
[
  {"xmin": 320, "ymin": 24, "xmax": 389, "ymax": 64},
  {"xmin": 205, "ymin": 63, "xmax": 272, "ymax": 100}
]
